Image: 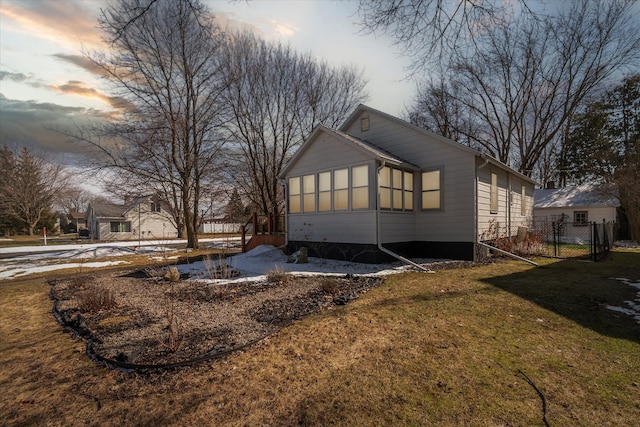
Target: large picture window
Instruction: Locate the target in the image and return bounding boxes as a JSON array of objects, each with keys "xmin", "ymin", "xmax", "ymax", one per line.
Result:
[
  {"xmin": 490, "ymin": 172, "xmax": 498, "ymax": 213},
  {"xmin": 288, "ymin": 177, "xmax": 301, "ymax": 213},
  {"xmin": 110, "ymin": 221, "xmax": 131, "ymax": 233},
  {"xmin": 422, "ymin": 169, "xmax": 441, "ymax": 210},
  {"xmin": 352, "ymin": 165, "xmax": 369, "ymax": 209}
]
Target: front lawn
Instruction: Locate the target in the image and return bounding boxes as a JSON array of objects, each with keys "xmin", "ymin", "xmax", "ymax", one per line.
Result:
[{"xmin": 1, "ymin": 251, "xmax": 638, "ymax": 426}]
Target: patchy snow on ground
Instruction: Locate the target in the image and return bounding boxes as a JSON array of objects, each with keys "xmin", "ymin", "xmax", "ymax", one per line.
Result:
[
  {"xmin": 180, "ymin": 245, "xmax": 445, "ymax": 284},
  {"xmin": 0, "ymin": 238, "xmax": 240, "ymax": 280},
  {"xmin": 607, "ymin": 277, "xmax": 640, "ymax": 324}
]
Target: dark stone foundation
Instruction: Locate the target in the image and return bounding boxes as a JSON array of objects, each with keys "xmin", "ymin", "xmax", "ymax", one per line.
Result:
[{"xmin": 286, "ymin": 240, "xmax": 475, "ymax": 264}]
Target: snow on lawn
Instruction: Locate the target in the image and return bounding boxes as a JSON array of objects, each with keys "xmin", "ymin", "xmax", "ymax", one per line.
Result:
[
  {"xmin": 607, "ymin": 278, "xmax": 640, "ymax": 324},
  {"xmin": 180, "ymin": 245, "xmax": 444, "ymax": 284},
  {"xmin": 0, "ymin": 238, "xmax": 240, "ymax": 280}
]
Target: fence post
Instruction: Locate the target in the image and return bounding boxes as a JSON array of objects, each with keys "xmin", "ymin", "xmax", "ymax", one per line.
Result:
[
  {"xmin": 591, "ymin": 221, "xmax": 596, "ymax": 262},
  {"xmin": 552, "ymin": 221, "xmax": 557, "ymax": 257}
]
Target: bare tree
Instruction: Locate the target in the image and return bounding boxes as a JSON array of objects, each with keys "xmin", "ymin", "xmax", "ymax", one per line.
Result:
[
  {"xmin": 406, "ymin": 1, "xmax": 640, "ymax": 176},
  {"xmin": 56, "ymin": 186, "xmax": 93, "ymax": 216},
  {"xmin": 357, "ymin": 0, "xmax": 517, "ymax": 75},
  {"xmin": 221, "ymin": 31, "xmax": 368, "ymax": 215},
  {"xmin": 74, "ymin": 0, "xmax": 228, "ymax": 249},
  {"xmin": 0, "ymin": 146, "xmax": 68, "ymax": 235}
]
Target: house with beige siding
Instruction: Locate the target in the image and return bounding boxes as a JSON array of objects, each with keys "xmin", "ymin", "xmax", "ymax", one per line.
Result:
[
  {"xmin": 85, "ymin": 196, "xmax": 178, "ymax": 242},
  {"xmin": 280, "ymin": 104, "xmax": 537, "ymax": 262}
]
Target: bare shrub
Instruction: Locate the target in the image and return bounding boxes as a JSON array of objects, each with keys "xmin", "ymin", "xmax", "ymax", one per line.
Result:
[
  {"xmin": 320, "ymin": 278, "xmax": 340, "ymax": 295},
  {"xmin": 266, "ymin": 266, "xmax": 289, "ymax": 284},
  {"xmin": 144, "ymin": 265, "xmax": 167, "ymax": 279},
  {"xmin": 159, "ymin": 292, "xmax": 183, "ymax": 353},
  {"xmin": 68, "ymin": 275, "xmax": 92, "ymax": 291},
  {"xmin": 78, "ymin": 287, "xmax": 117, "ymax": 313},
  {"xmin": 202, "ymin": 254, "xmax": 239, "ymax": 279}
]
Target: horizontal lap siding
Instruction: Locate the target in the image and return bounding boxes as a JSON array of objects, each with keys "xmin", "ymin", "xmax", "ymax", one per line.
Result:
[
  {"xmin": 379, "ymin": 211, "xmax": 416, "ymax": 243},
  {"xmin": 288, "ymin": 211, "xmax": 376, "ymax": 244},
  {"xmin": 477, "ymin": 162, "xmax": 535, "ymax": 240},
  {"xmin": 346, "ymin": 113, "xmax": 476, "ymax": 242},
  {"xmin": 124, "ymin": 210, "xmax": 178, "ymax": 240},
  {"xmin": 285, "ymin": 133, "xmax": 371, "ymax": 177},
  {"xmin": 284, "ymin": 131, "xmax": 377, "ymax": 245},
  {"xmin": 533, "ymin": 206, "xmax": 617, "ymax": 224}
]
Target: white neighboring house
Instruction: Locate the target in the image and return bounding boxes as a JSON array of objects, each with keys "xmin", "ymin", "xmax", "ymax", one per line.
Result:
[
  {"xmin": 280, "ymin": 104, "xmax": 537, "ymax": 262},
  {"xmin": 533, "ymin": 183, "xmax": 620, "ymax": 227},
  {"xmin": 85, "ymin": 196, "xmax": 178, "ymax": 241}
]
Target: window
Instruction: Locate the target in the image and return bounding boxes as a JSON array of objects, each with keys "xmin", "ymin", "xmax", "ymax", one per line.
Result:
[
  {"xmin": 574, "ymin": 211, "xmax": 588, "ymax": 225},
  {"xmin": 151, "ymin": 201, "xmax": 161, "ymax": 212},
  {"xmin": 288, "ymin": 177, "xmax": 301, "ymax": 213},
  {"xmin": 404, "ymin": 171, "xmax": 413, "ymax": 210},
  {"xmin": 303, "ymin": 174, "xmax": 315, "ymax": 212},
  {"xmin": 318, "ymin": 171, "xmax": 331, "ymax": 211},
  {"xmin": 490, "ymin": 172, "xmax": 498, "ymax": 213},
  {"xmin": 352, "ymin": 165, "xmax": 369, "ymax": 209},
  {"xmin": 360, "ymin": 114, "xmax": 370, "ymax": 132},
  {"xmin": 521, "ymin": 184, "xmax": 527, "ymax": 216},
  {"xmin": 422, "ymin": 169, "xmax": 441, "ymax": 210},
  {"xmin": 379, "ymin": 166, "xmax": 391, "ymax": 209},
  {"xmin": 380, "ymin": 166, "xmax": 413, "ymax": 211},
  {"xmin": 334, "ymin": 168, "xmax": 348, "ymax": 210},
  {"xmin": 110, "ymin": 221, "xmax": 131, "ymax": 233}
]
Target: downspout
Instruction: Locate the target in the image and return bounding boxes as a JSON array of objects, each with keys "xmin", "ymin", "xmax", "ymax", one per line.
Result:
[
  {"xmin": 475, "ymin": 156, "xmax": 491, "ymax": 258},
  {"xmin": 376, "ymin": 162, "xmax": 433, "ymax": 273}
]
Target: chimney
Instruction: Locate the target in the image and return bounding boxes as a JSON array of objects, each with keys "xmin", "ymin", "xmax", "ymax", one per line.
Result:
[{"xmin": 545, "ymin": 181, "xmax": 555, "ymax": 189}]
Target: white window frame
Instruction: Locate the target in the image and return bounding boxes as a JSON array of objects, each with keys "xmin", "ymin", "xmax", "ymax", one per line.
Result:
[
  {"xmin": 421, "ymin": 168, "xmax": 442, "ymax": 211},
  {"xmin": 490, "ymin": 171, "xmax": 498, "ymax": 214}
]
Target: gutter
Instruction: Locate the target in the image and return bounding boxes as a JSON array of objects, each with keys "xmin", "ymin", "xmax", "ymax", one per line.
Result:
[{"xmin": 376, "ymin": 162, "xmax": 434, "ymax": 273}]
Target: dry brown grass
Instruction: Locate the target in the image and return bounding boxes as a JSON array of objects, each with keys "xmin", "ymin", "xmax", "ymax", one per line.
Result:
[{"xmin": 1, "ymin": 251, "xmax": 639, "ymax": 426}]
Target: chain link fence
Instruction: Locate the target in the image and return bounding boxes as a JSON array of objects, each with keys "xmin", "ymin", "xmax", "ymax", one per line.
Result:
[{"xmin": 531, "ymin": 219, "xmax": 613, "ymax": 260}]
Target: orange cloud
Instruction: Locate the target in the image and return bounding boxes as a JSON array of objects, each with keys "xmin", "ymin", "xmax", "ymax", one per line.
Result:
[
  {"xmin": 0, "ymin": 0, "xmax": 104, "ymax": 50},
  {"xmin": 49, "ymin": 80, "xmax": 136, "ymax": 114}
]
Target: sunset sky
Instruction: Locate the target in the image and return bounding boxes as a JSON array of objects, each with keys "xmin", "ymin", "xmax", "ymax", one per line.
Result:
[{"xmin": 0, "ymin": 0, "xmax": 413, "ymax": 162}]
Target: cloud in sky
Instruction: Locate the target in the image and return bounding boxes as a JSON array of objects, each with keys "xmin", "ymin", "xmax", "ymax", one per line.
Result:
[
  {"xmin": 0, "ymin": 0, "xmax": 104, "ymax": 50},
  {"xmin": 0, "ymin": 94, "xmax": 109, "ymax": 157},
  {"xmin": 48, "ymin": 79, "xmax": 135, "ymax": 113}
]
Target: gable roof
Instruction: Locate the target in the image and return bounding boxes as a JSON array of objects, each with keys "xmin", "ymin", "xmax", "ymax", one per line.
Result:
[
  {"xmin": 89, "ymin": 201, "xmax": 128, "ymax": 219},
  {"xmin": 280, "ymin": 124, "xmax": 419, "ymax": 178},
  {"xmin": 339, "ymin": 104, "xmax": 538, "ymax": 185},
  {"xmin": 534, "ymin": 184, "xmax": 620, "ymax": 209}
]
